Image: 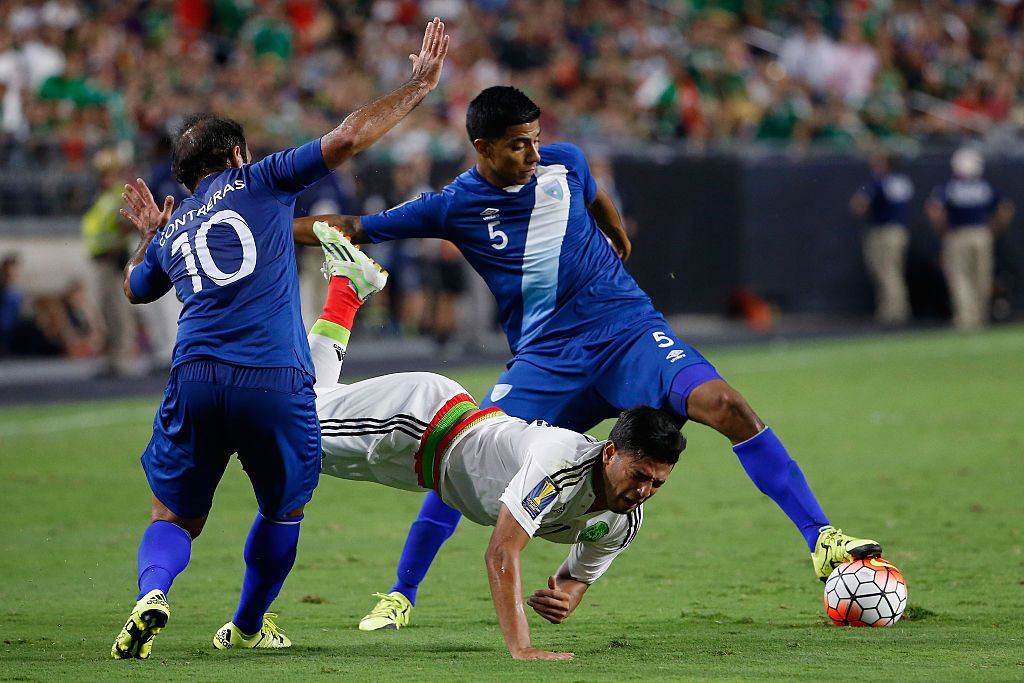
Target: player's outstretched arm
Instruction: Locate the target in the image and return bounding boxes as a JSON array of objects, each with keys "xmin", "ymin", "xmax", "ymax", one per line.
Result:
[
  {"xmin": 588, "ymin": 187, "xmax": 631, "ymax": 261},
  {"xmin": 294, "ymin": 214, "xmax": 367, "ymax": 245},
  {"xmin": 319, "ymin": 17, "xmax": 449, "ymax": 169},
  {"xmin": 484, "ymin": 505, "xmax": 575, "ymax": 661},
  {"xmin": 527, "ymin": 573, "xmax": 589, "ymax": 624}
]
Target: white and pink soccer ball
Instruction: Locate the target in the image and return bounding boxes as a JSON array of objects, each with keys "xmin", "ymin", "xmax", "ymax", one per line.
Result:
[{"xmin": 824, "ymin": 557, "xmax": 908, "ymax": 627}]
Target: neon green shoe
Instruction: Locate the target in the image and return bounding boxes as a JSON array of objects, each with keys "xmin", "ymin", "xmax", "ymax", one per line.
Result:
[
  {"xmin": 313, "ymin": 220, "xmax": 388, "ymax": 300},
  {"xmin": 111, "ymin": 589, "xmax": 170, "ymax": 660},
  {"xmin": 812, "ymin": 525, "xmax": 882, "ymax": 581},
  {"xmin": 358, "ymin": 592, "xmax": 412, "ymax": 631},
  {"xmin": 212, "ymin": 613, "xmax": 291, "ymax": 650}
]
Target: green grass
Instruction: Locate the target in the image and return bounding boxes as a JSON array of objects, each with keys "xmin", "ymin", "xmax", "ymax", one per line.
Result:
[{"xmin": 2, "ymin": 327, "xmax": 1023, "ymax": 681}]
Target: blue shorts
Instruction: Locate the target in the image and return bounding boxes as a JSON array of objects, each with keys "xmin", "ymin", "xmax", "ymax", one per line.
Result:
[
  {"xmin": 141, "ymin": 360, "xmax": 321, "ymax": 520},
  {"xmin": 480, "ymin": 313, "xmax": 721, "ymax": 431}
]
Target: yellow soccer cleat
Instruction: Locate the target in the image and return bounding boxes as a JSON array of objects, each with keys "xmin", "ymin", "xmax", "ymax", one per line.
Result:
[
  {"xmin": 212, "ymin": 613, "xmax": 291, "ymax": 650},
  {"xmin": 111, "ymin": 589, "xmax": 170, "ymax": 660},
  {"xmin": 358, "ymin": 591, "xmax": 412, "ymax": 631},
  {"xmin": 313, "ymin": 221, "xmax": 388, "ymax": 300},
  {"xmin": 812, "ymin": 525, "xmax": 883, "ymax": 581}
]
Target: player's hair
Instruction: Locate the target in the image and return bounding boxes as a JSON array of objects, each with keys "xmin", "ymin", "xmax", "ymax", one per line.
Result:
[
  {"xmin": 609, "ymin": 406, "xmax": 686, "ymax": 465},
  {"xmin": 465, "ymin": 86, "xmax": 541, "ymax": 141},
  {"xmin": 171, "ymin": 113, "xmax": 249, "ymax": 192}
]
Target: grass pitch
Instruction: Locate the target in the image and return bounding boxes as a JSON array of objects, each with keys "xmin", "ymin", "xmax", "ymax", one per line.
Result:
[{"xmin": 2, "ymin": 326, "xmax": 1023, "ymax": 681}]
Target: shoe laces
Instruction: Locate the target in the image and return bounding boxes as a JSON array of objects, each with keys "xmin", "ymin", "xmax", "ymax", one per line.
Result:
[
  {"xmin": 261, "ymin": 613, "xmax": 286, "ymax": 642},
  {"xmin": 367, "ymin": 592, "xmax": 405, "ymax": 618}
]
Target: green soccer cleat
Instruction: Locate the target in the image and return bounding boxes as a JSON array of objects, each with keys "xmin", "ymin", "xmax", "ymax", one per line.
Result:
[
  {"xmin": 111, "ymin": 589, "xmax": 170, "ymax": 660},
  {"xmin": 812, "ymin": 525, "xmax": 883, "ymax": 581},
  {"xmin": 212, "ymin": 613, "xmax": 291, "ymax": 650},
  {"xmin": 313, "ymin": 220, "xmax": 388, "ymax": 300},
  {"xmin": 359, "ymin": 591, "xmax": 412, "ymax": 631}
]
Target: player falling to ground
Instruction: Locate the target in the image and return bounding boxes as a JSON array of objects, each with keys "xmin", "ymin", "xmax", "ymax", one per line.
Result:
[
  {"xmin": 110, "ymin": 19, "xmax": 449, "ymax": 659},
  {"xmin": 303, "ymin": 221, "xmax": 684, "ymax": 661},
  {"xmin": 295, "ymin": 86, "xmax": 883, "ymax": 630}
]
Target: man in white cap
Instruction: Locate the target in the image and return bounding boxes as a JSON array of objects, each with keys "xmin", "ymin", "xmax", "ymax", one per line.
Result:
[{"xmin": 926, "ymin": 148, "xmax": 1015, "ymax": 329}]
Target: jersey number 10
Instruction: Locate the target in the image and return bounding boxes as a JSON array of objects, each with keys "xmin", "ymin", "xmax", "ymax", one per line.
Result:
[{"xmin": 171, "ymin": 210, "xmax": 257, "ymax": 293}]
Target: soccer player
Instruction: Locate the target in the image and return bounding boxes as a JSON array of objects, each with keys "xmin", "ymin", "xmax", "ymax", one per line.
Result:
[
  {"xmin": 304, "ymin": 221, "xmax": 684, "ymax": 661},
  {"xmin": 110, "ymin": 19, "xmax": 449, "ymax": 659},
  {"xmin": 296, "ymin": 86, "xmax": 881, "ymax": 631}
]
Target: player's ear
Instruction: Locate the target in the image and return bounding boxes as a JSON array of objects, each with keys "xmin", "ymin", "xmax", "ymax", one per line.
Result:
[
  {"xmin": 602, "ymin": 441, "xmax": 616, "ymax": 465},
  {"xmin": 230, "ymin": 145, "xmax": 246, "ymax": 167},
  {"xmin": 472, "ymin": 138, "xmax": 491, "ymax": 158}
]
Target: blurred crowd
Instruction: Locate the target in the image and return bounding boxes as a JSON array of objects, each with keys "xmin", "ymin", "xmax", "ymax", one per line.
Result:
[
  {"xmin": 2, "ymin": 0, "xmax": 1023, "ymax": 367},
  {"xmin": 1, "ymin": 0, "xmax": 1023, "ymax": 177}
]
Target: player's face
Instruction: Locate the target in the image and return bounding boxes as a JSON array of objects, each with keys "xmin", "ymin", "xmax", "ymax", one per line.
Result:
[
  {"xmin": 475, "ymin": 120, "xmax": 541, "ymax": 187},
  {"xmin": 600, "ymin": 444, "xmax": 674, "ymax": 514}
]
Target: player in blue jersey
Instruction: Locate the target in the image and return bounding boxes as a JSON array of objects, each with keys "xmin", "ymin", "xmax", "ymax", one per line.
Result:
[
  {"xmin": 926, "ymin": 147, "xmax": 1015, "ymax": 330},
  {"xmin": 297, "ymin": 86, "xmax": 881, "ymax": 630},
  {"xmin": 110, "ymin": 18, "xmax": 450, "ymax": 659},
  {"xmin": 849, "ymin": 154, "xmax": 914, "ymax": 325}
]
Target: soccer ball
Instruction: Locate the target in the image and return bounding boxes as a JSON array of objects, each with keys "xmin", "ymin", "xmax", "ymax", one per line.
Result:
[{"xmin": 824, "ymin": 557, "xmax": 908, "ymax": 627}]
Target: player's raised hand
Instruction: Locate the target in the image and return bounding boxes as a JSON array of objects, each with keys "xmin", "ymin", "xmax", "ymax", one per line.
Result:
[
  {"xmin": 408, "ymin": 17, "xmax": 449, "ymax": 90},
  {"xmin": 527, "ymin": 575, "xmax": 573, "ymax": 624},
  {"xmin": 121, "ymin": 178, "xmax": 174, "ymax": 236}
]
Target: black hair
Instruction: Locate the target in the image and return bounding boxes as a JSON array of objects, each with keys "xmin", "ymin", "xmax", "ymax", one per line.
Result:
[
  {"xmin": 171, "ymin": 113, "xmax": 248, "ymax": 191},
  {"xmin": 465, "ymin": 86, "xmax": 541, "ymax": 142},
  {"xmin": 608, "ymin": 406, "xmax": 686, "ymax": 465}
]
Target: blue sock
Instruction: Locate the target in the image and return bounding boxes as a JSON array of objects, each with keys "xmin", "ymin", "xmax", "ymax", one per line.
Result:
[
  {"xmin": 136, "ymin": 520, "xmax": 192, "ymax": 600},
  {"xmin": 733, "ymin": 427, "xmax": 829, "ymax": 550},
  {"xmin": 390, "ymin": 491, "xmax": 461, "ymax": 605},
  {"xmin": 232, "ymin": 514, "xmax": 301, "ymax": 635}
]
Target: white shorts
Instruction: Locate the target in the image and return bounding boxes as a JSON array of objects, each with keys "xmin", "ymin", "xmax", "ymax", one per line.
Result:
[{"xmin": 317, "ymin": 372, "xmax": 476, "ymax": 491}]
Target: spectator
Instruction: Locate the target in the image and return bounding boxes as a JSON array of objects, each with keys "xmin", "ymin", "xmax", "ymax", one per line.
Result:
[
  {"xmin": 363, "ymin": 157, "xmax": 432, "ymax": 337},
  {"xmin": 0, "ymin": 253, "xmax": 63, "ymax": 356},
  {"xmin": 0, "ymin": 253, "xmax": 23, "ymax": 354},
  {"xmin": 926, "ymin": 147, "xmax": 1016, "ymax": 330},
  {"xmin": 779, "ymin": 15, "xmax": 836, "ymax": 97},
  {"xmin": 849, "ymin": 154, "xmax": 914, "ymax": 325},
  {"xmin": 81, "ymin": 146, "xmax": 135, "ymax": 374}
]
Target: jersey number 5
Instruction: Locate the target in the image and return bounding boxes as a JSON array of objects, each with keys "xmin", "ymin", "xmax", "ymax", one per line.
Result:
[
  {"xmin": 171, "ymin": 210, "xmax": 257, "ymax": 293},
  {"xmin": 487, "ymin": 220, "xmax": 508, "ymax": 250}
]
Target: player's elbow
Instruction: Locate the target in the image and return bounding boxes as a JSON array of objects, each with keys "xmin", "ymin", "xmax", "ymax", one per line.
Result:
[
  {"xmin": 123, "ymin": 277, "xmax": 141, "ymax": 304},
  {"xmin": 484, "ymin": 543, "xmax": 516, "ymax": 577},
  {"xmin": 321, "ymin": 130, "xmax": 361, "ymax": 168}
]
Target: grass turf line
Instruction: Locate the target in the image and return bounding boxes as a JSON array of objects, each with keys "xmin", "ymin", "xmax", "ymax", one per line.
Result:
[{"xmin": 1, "ymin": 326, "xmax": 1022, "ymax": 680}]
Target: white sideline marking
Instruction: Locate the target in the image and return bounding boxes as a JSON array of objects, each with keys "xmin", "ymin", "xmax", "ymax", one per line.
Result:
[{"xmin": 0, "ymin": 406, "xmax": 153, "ymax": 438}]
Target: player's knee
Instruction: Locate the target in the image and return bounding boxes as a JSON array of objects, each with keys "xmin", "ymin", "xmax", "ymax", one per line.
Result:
[
  {"xmin": 155, "ymin": 516, "xmax": 205, "ymax": 539},
  {"xmin": 693, "ymin": 384, "xmax": 761, "ymax": 441}
]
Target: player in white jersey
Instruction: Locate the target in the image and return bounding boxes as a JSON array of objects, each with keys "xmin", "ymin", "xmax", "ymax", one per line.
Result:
[{"xmin": 306, "ymin": 222, "xmax": 685, "ymax": 661}]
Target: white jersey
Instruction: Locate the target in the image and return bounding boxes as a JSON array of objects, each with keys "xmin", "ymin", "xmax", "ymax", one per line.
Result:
[{"xmin": 316, "ymin": 372, "xmax": 644, "ymax": 584}]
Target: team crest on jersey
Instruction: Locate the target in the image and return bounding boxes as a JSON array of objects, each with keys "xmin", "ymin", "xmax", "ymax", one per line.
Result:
[
  {"xmin": 522, "ymin": 477, "xmax": 558, "ymax": 519},
  {"xmin": 490, "ymin": 383, "xmax": 512, "ymax": 402},
  {"xmin": 541, "ymin": 182, "xmax": 563, "ymax": 201},
  {"xmin": 578, "ymin": 521, "xmax": 610, "ymax": 543}
]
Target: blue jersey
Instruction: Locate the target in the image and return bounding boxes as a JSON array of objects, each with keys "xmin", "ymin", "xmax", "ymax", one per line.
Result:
[
  {"xmin": 863, "ymin": 173, "xmax": 913, "ymax": 226},
  {"xmin": 130, "ymin": 139, "xmax": 329, "ymax": 373},
  {"xmin": 934, "ymin": 178, "xmax": 1000, "ymax": 228},
  {"xmin": 361, "ymin": 143, "xmax": 654, "ymax": 354}
]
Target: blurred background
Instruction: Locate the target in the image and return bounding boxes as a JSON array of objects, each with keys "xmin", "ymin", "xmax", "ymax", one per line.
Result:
[{"xmin": 1, "ymin": 0, "xmax": 1022, "ymax": 397}]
